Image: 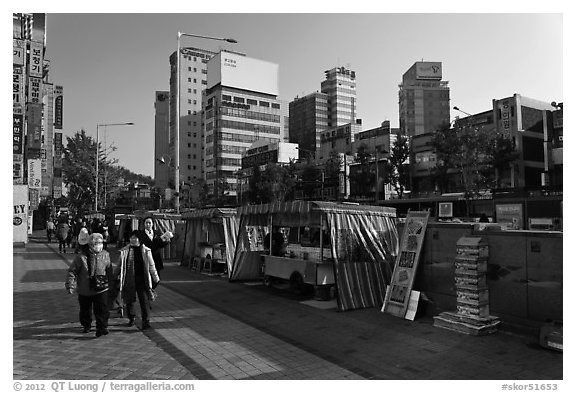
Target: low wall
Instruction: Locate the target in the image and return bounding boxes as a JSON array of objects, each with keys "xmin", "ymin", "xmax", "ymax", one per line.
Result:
[{"xmin": 401, "ymin": 223, "xmax": 563, "ymax": 324}]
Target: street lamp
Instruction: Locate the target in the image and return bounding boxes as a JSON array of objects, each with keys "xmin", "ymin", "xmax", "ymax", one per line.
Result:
[
  {"xmin": 175, "ymin": 32, "xmax": 237, "ymax": 214},
  {"xmin": 453, "ymin": 106, "xmax": 473, "ymax": 117},
  {"xmin": 95, "ymin": 122, "xmax": 134, "ymax": 212}
]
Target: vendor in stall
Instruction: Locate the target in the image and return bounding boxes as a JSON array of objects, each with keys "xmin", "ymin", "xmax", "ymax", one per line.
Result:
[{"xmin": 264, "ymin": 228, "xmax": 286, "ymax": 257}]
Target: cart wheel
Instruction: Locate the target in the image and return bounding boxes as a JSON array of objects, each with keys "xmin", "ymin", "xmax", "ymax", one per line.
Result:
[
  {"xmin": 289, "ymin": 272, "xmax": 305, "ymax": 295},
  {"xmin": 263, "ymin": 275, "xmax": 272, "ymax": 287}
]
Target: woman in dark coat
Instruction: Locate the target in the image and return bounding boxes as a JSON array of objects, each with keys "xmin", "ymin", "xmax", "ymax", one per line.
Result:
[{"xmin": 139, "ymin": 217, "xmax": 172, "ymax": 276}]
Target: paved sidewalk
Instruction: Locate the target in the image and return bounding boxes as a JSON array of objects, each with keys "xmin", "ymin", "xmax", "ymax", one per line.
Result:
[{"xmin": 13, "ymin": 237, "xmax": 563, "ymax": 380}]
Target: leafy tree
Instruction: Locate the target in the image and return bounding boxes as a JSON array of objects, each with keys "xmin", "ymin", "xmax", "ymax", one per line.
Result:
[
  {"xmin": 387, "ymin": 134, "xmax": 410, "ymax": 199},
  {"xmin": 247, "ymin": 165, "xmax": 265, "ymax": 204},
  {"xmin": 350, "ymin": 144, "xmax": 374, "ymax": 198},
  {"xmin": 486, "ymin": 133, "xmax": 519, "ymax": 188},
  {"xmin": 261, "ymin": 163, "xmax": 297, "ymax": 203},
  {"xmin": 300, "ymin": 160, "xmax": 322, "ymax": 199},
  {"xmin": 432, "ymin": 122, "xmax": 493, "ymax": 216},
  {"xmin": 62, "ymin": 129, "xmax": 97, "ymax": 214}
]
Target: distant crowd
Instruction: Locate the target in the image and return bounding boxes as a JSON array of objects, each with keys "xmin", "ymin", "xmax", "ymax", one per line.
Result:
[{"xmin": 46, "ymin": 215, "xmax": 111, "ymax": 253}]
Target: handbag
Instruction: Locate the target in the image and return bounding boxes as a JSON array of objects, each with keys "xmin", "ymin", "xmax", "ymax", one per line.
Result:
[
  {"xmin": 90, "ymin": 275, "xmax": 109, "ymax": 291},
  {"xmin": 87, "ymin": 254, "xmax": 109, "ymax": 291}
]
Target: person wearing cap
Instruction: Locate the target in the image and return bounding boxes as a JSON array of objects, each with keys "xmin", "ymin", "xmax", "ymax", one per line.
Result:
[
  {"xmin": 65, "ymin": 233, "xmax": 114, "ymax": 337},
  {"xmin": 139, "ymin": 216, "xmax": 173, "ymax": 276},
  {"xmin": 116, "ymin": 230, "xmax": 160, "ymax": 330}
]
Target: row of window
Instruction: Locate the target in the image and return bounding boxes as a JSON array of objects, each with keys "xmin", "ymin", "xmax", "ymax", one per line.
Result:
[
  {"xmin": 206, "ymin": 133, "xmax": 278, "ymax": 145},
  {"xmin": 185, "ymin": 75, "xmax": 207, "ymax": 85},
  {"xmin": 222, "ymin": 94, "xmax": 280, "ymax": 109},
  {"xmin": 220, "ymin": 120, "xmax": 281, "ymax": 135},
  {"xmin": 220, "ymin": 107, "xmax": 281, "ymax": 123}
]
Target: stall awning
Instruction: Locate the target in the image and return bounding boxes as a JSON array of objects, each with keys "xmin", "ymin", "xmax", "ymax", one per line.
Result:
[
  {"xmin": 237, "ymin": 201, "xmax": 396, "ymax": 217},
  {"xmin": 182, "ymin": 208, "xmax": 237, "ymax": 220},
  {"xmin": 133, "ymin": 210, "xmax": 182, "ymax": 220}
]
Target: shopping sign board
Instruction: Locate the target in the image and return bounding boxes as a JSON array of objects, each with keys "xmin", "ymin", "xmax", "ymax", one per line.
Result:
[
  {"xmin": 28, "ymin": 159, "xmax": 42, "ymax": 189},
  {"xmin": 382, "ymin": 210, "xmax": 430, "ymax": 318},
  {"xmin": 13, "ymin": 184, "xmax": 28, "ymax": 244}
]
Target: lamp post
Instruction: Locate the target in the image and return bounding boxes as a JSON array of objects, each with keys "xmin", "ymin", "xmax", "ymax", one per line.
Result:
[
  {"xmin": 175, "ymin": 32, "xmax": 237, "ymax": 214},
  {"xmin": 453, "ymin": 106, "xmax": 473, "ymax": 117},
  {"xmin": 95, "ymin": 122, "xmax": 134, "ymax": 212}
]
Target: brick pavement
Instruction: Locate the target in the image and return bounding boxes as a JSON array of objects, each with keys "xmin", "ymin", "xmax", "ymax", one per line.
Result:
[
  {"xmin": 13, "ymin": 239, "xmax": 361, "ymax": 380},
  {"xmin": 13, "ymin": 236, "xmax": 564, "ymax": 381}
]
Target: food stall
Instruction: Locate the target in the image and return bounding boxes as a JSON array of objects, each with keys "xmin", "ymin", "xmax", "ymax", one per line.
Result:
[
  {"xmin": 181, "ymin": 208, "xmax": 239, "ymax": 276},
  {"xmin": 230, "ymin": 201, "xmax": 399, "ymax": 311}
]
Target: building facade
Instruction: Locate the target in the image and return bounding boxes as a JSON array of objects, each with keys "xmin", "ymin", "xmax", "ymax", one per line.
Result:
[
  {"xmin": 399, "ymin": 61, "xmax": 450, "ymax": 137},
  {"xmin": 13, "ymin": 13, "xmax": 64, "ymax": 219},
  {"xmin": 154, "ymin": 91, "xmax": 170, "ymax": 189},
  {"xmin": 288, "ymin": 92, "xmax": 328, "ymax": 158},
  {"xmin": 321, "ymin": 66, "xmax": 358, "ymax": 128},
  {"xmin": 204, "ymin": 51, "xmax": 285, "ymax": 199},
  {"xmin": 168, "ymin": 46, "xmax": 217, "ymax": 188}
]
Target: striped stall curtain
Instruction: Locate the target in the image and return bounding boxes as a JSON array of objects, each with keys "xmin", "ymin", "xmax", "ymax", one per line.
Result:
[{"xmin": 326, "ymin": 212, "xmax": 399, "ymax": 312}]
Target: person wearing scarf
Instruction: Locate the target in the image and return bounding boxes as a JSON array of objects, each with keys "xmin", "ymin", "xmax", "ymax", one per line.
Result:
[
  {"xmin": 65, "ymin": 233, "xmax": 113, "ymax": 337},
  {"xmin": 117, "ymin": 230, "xmax": 160, "ymax": 330}
]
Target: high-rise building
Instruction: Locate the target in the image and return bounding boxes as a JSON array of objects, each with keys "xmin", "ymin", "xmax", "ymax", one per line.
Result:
[
  {"xmin": 168, "ymin": 46, "xmax": 217, "ymax": 188},
  {"xmin": 204, "ymin": 51, "xmax": 284, "ymax": 199},
  {"xmin": 288, "ymin": 92, "xmax": 328, "ymax": 158},
  {"xmin": 399, "ymin": 61, "xmax": 450, "ymax": 137},
  {"xmin": 321, "ymin": 66, "xmax": 358, "ymax": 128},
  {"xmin": 154, "ymin": 91, "xmax": 170, "ymax": 189}
]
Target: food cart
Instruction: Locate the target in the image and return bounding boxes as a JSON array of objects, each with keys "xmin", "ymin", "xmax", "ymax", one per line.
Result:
[
  {"xmin": 181, "ymin": 208, "xmax": 239, "ymax": 276},
  {"xmin": 230, "ymin": 201, "xmax": 399, "ymax": 311}
]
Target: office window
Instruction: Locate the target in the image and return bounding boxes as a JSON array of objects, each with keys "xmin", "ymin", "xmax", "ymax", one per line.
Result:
[
  {"xmin": 188, "ymin": 67, "xmax": 191, "ymax": 71},
  {"xmin": 187, "ymin": 154, "xmax": 191, "ymax": 159},
  {"xmin": 188, "ymin": 165, "xmax": 191, "ymax": 170},
  {"xmin": 188, "ymin": 77, "xmax": 191, "ymax": 82},
  {"xmin": 193, "ymin": 89, "xmax": 197, "ymax": 94},
  {"xmin": 193, "ymin": 57, "xmax": 197, "ymax": 62},
  {"xmin": 193, "ymin": 68, "xmax": 197, "ymax": 72},
  {"xmin": 188, "ymin": 88, "xmax": 191, "ymax": 93},
  {"xmin": 272, "ymin": 103, "xmax": 280, "ymax": 109},
  {"xmin": 188, "ymin": 99, "xmax": 192, "ymax": 104},
  {"xmin": 259, "ymin": 101, "xmax": 269, "ymax": 107},
  {"xmin": 188, "ymin": 176, "xmax": 191, "ymax": 180},
  {"xmin": 193, "ymin": 78, "xmax": 197, "ymax": 83},
  {"xmin": 234, "ymin": 97, "xmax": 245, "ymax": 104},
  {"xmin": 223, "ymin": 95, "xmax": 232, "ymax": 101},
  {"xmin": 202, "ymin": 80, "xmax": 207, "ymax": 85},
  {"xmin": 247, "ymin": 99, "xmax": 257, "ymax": 105},
  {"xmin": 187, "ymin": 110, "xmax": 191, "ymax": 115},
  {"xmin": 193, "ymin": 166, "xmax": 197, "ymax": 170},
  {"xmin": 193, "ymin": 133, "xmax": 197, "ymax": 137},
  {"xmin": 187, "ymin": 143, "xmax": 191, "ymax": 147},
  {"xmin": 193, "ymin": 100, "xmax": 197, "ymax": 105},
  {"xmin": 193, "ymin": 154, "xmax": 197, "ymax": 159}
]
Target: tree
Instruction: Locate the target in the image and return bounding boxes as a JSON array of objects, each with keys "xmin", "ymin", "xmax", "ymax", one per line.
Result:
[
  {"xmin": 486, "ymin": 133, "xmax": 519, "ymax": 188},
  {"xmin": 350, "ymin": 144, "xmax": 374, "ymax": 198},
  {"xmin": 387, "ymin": 134, "xmax": 410, "ymax": 199},
  {"xmin": 432, "ymin": 122, "xmax": 493, "ymax": 217},
  {"xmin": 261, "ymin": 163, "xmax": 297, "ymax": 203},
  {"xmin": 62, "ymin": 129, "xmax": 97, "ymax": 214},
  {"xmin": 300, "ymin": 159, "xmax": 322, "ymax": 199}
]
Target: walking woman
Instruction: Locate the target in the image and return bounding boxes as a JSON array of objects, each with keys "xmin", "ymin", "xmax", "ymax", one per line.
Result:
[
  {"xmin": 56, "ymin": 219, "xmax": 70, "ymax": 253},
  {"xmin": 65, "ymin": 233, "xmax": 114, "ymax": 337},
  {"xmin": 117, "ymin": 231, "xmax": 160, "ymax": 330},
  {"xmin": 139, "ymin": 216, "xmax": 173, "ymax": 276}
]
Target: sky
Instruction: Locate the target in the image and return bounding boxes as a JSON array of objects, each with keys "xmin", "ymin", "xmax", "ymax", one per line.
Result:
[{"xmin": 5, "ymin": 3, "xmax": 567, "ymax": 180}]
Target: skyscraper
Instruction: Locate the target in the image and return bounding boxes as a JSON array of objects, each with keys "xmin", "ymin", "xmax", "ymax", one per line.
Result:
[
  {"xmin": 154, "ymin": 91, "xmax": 170, "ymax": 189},
  {"xmin": 398, "ymin": 61, "xmax": 450, "ymax": 136},
  {"xmin": 321, "ymin": 66, "xmax": 357, "ymax": 128},
  {"xmin": 204, "ymin": 51, "xmax": 284, "ymax": 199},
  {"xmin": 168, "ymin": 46, "xmax": 217, "ymax": 188}
]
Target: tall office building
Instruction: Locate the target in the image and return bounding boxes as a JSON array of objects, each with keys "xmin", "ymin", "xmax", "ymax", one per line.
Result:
[
  {"xmin": 288, "ymin": 92, "xmax": 328, "ymax": 158},
  {"xmin": 168, "ymin": 46, "xmax": 217, "ymax": 187},
  {"xmin": 154, "ymin": 91, "xmax": 170, "ymax": 189},
  {"xmin": 398, "ymin": 61, "xmax": 450, "ymax": 136},
  {"xmin": 321, "ymin": 66, "xmax": 358, "ymax": 128},
  {"xmin": 204, "ymin": 51, "xmax": 284, "ymax": 198}
]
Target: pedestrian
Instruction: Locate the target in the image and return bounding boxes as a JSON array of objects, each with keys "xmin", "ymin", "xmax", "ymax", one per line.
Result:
[
  {"xmin": 117, "ymin": 231, "xmax": 160, "ymax": 330},
  {"xmin": 139, "ymin": 216, "xmax": 173, "ymax": 276},
  {"xmin": 77, "ymin": 226, "xmax": 91, "ymax": 255},
  {"xmin": 75, "ymin": 221, "xmax": 89, "ymax": 254},
  {"xmin": 479, "ymin": 213, "xmax": 490, "ymax": 223},
  {"xmin": 56, "ymin": 219, "xmax": 70, "ymax": 253},
  {"xmin": 65, "ymin": 233, "xmax": 114, "ymax": 337},
  {"xmin": 46, "ymin": 218, "xmax": 55, "ymax": 243},
  {"xmin": 66, "ymin": 220, "xmax": 74, "ymax": 249},
  {"xmin": 101, "ymin": 220, "xmax": 110, "ymax": 250}
]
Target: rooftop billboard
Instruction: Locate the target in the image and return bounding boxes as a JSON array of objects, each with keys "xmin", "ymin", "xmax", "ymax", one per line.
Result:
[
  {"xmin": 207, "ymin": 52, "xmax": 279, "ymax": 96},
  {"xmin": 416, "ymin": 62, "xmax": 442, "ymax": 80}
]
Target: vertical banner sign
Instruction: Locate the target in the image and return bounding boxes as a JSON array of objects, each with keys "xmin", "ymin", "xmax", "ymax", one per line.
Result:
[
  {"xmin": 13, "ymin": 114, "xmax": 23, "ymax": 154},
  {"xmin": 28, "ymin": 76, "xmax": 42, "ymax": 104},
  {"xmin": 501, "ymin": 100, "xmax": 511, "ymax": 132},
  {"xmin": 13, "ymin": 154, "xmax": 24, "ymax": 184},
  {"xmin": 54, "ymin": 85, "xmax": 63, "ymax": 129},
  {"xmin": 28, "ymin": 159, "xmax": 42, "ymax": 189},
  {"xmin": 383, "ymin": 210, "xmax": 430, "ymax": 318},
  {"xmin": 27, "ymin": 104, "xmax": 43, "ymax": 150},
  {"xmin": 13, "ymin": 66, "xmax": 24, "ymax": 113},
  {"xmin": 13, "ymin": 39, "xmax": 25, "ymax": 66},
  {"xmin": 29, "ymin": 189, "xmax": 40, "ymax": 211},
  {"xmin": 13, "ymin": 185, "xmax": 29, "ymax": 244},
  {"xmin": 29, "ymin": 41, "xmax": 44, "ymax": 78}
]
